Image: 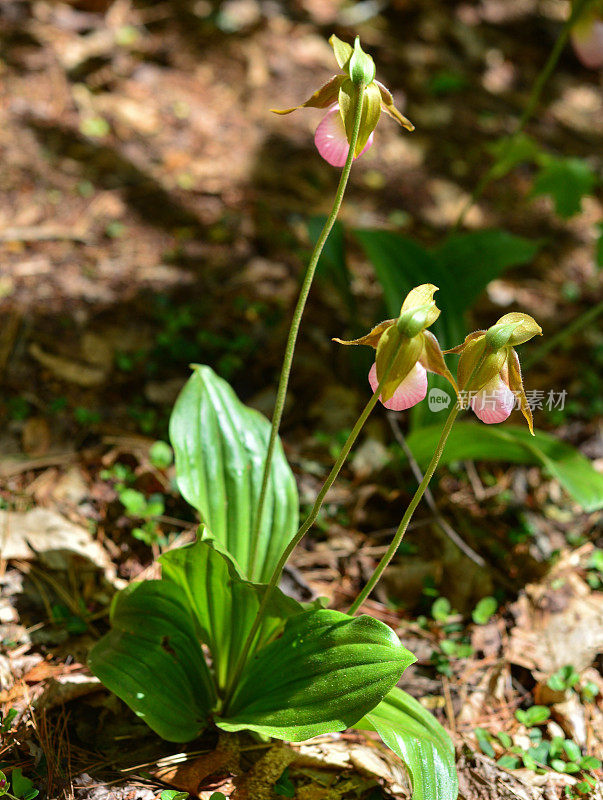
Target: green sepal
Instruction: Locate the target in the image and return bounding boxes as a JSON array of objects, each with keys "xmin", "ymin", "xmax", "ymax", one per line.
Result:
[
  {"xmin": 217, "ymin": 609, "xmax": 415, "ymax": 742},
  {"xmin": 491, "ymin": 312, "xmax": 542, "ymax": 347},
  {"xmin": 88, "ymin": 580, "xmax": 216, "ymax": 742},
  {"xmin": 339, "ymin": 79, "xmax": 382, "ymax": 156},
  {"xmin": 271, "ymin": 75, "xmax": 346, "ymax": 115},
  {"xmin": 455, "ymin": 336, "xmax": 507, "ymax": 392},
  {"xmin": 375, "ymin": 80, "xmax": 415, "ymax": 131},
  {"xmin": 507, "ymin": 348, "xmax": 534, "ymax": 435},
  {"xmin": 329, "ymin": 34, "xmax": 353, "ymax": 71},
  {"xmin": 420, "ymin": 331, "xmax": 458, "ymax": 395},
  {"xmin": 375, "ymin": 326, "xmax": 423, "ymax": 402}
]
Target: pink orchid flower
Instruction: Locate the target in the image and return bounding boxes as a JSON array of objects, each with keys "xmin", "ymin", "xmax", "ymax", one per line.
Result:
[
  {"xmin": 272, "ymin": 35, "xmax": 413, "ymax": 167},
  {"xmin": 446, "ymin": 313, "xmax": 542, "ymax": 434},
  {"xmin": 314, "ymin": 103, "xmax": 375, "ymax": 167},
  {"xmin": 571, "ymin": 3, "xmax": 603, "ymax": 69},
  {"xmin": 335, "ymin": 284, "xmax": 457, "ymax": 411}
]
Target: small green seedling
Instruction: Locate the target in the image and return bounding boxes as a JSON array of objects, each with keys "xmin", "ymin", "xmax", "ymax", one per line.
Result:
[
  {"xmin": 515, "ymin": 706, "xmax": 550, "ymax": 726},
  {"xmin": 150, "ymin": 441, "xmax": 174, "ymax": 469},
  {"xmin": 431, "ymin": 597, "xmax": 452, "ymax": 622},
  {"xmin": 547, "ymin": 665, "xmax": 580, "ymax": 693},
  {"xmin": 472, "ymin": 596, "xmax": 497, "ymax": 625},
  {"xmin": 0, "ymin": 709, "xmax": 18, "ymax": 733},
  {"xmin": 274, "ymin": 767, "xmax": 296, "ymax": 797}
]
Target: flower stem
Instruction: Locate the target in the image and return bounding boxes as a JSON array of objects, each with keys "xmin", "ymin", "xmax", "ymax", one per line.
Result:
[
  {"xmin": 223, "ymin": 328, "xmax": 408, "ymax": 708},
  {"xmin": 453, "ymin": 0, "xmax": 595, "ymax": 231},
  {"xmin": 347, "ymin": 403, "xmax": 459, "ymax": 615},
  {"xmin": 247, "ymin": 82, "xmax": 366, "ymax": 582}
]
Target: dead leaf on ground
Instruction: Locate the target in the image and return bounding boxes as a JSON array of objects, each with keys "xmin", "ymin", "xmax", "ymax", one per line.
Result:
[
  {"xmin": 0, "ymin": 508, "xmax": 121, "ymax": 587},
  {"xmin": 507, "ymin": 550, "xmax": 603, "ymax": 676},
  {"xmin": 152, "ymin": 734, "xmax": 240, "ymax": 797},
  {"xmin": 29, "ymin": 343, "xmax": 108, "ymax": 387}
]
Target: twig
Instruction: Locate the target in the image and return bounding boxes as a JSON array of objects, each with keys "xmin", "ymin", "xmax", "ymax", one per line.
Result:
[
  {"xmin": 442, "ymin": 676, "xmax": 457, "ymax": 738},
  {"xmin": 0, "ymin": 225, "xmax": 88, "ymax": 243},
  {"xmin": 388, "ymin": 414, "xmax": 486, "ymax": 567}
]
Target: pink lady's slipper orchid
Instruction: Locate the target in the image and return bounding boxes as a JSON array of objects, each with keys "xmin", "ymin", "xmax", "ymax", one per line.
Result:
[
  {"xmin": 571, "ymin": 1, "xmax": 603, "ymax": 69},
  {"xmin": 334, "ymin": 284, "xmax": 457, "ymax": 410},
  {"xmin": 272, "ymin": 35, "xmax": 414, "ymax": 167},
  {"xmin": 445, "ymin": 312, "xmax": 542, "ymax": 434}
]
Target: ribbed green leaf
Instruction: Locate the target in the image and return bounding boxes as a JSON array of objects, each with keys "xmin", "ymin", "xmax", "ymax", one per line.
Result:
[
  {"xmin": 88, "ymin": 581, "xmax": 216, "ymax": 742},
  {"xmin": 217, "ymin": 609, "xmax": 415, "ymax": 741},
  {"xmin": 354, "ymin": 228, "xmax": 539, "ymax": 350},
  {"xmin": 355, "ymin": 687, "xmax": 458, "ymax": 800},
  {"xmin": 405, "ymin": 423, "xmax": 603, "ymax": 512},
  {"xmin": 169, "ymin": 365, "xmax": 299, "ymax": 581},
  {"xmin": 160, "ymin": 533, "xmax": 306, "ymax": 692}
]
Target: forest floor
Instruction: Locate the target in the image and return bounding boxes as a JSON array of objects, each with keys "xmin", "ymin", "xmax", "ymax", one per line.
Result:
[{"xmin": 0, "ymin": 0, "xmax": 602, "ymax": 798}]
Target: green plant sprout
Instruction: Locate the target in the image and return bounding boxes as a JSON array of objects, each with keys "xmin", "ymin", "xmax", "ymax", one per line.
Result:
[
  {"xmin": 0, "ymin": 769, "xmax": 39, "ymax": 800},
  {"xmin": 83, "ymin": 32, "xmax": 603, "ymax": 800}
]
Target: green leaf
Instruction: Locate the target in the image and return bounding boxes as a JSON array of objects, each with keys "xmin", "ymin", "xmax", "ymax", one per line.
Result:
[
  {"xmin": 88, "ymin": 580, "xmax": 216, "ymax": 742},
  {"xmin": 1, "ymin": 708, "xmax": 18, "ymax": 732},
  {"xmin": 472, "ymin": 597, "xmax": 497, "ymax": 625},
  {"xmin": 515, "ymin": 706, "xmax": 550, "ymax": 727},
  {"xmin": 9, "ymin": 770, "xmax": 37, "ymax": 800},
  {"xmin": 474, "ymin": 727, "xmax": 495, "ymax": 758},
  {"xmin": 404, "ymin": 423, "xmax": 603, "ymax": 512},
  {"xmin": 150, "ymin": 440, "xmax": 174, "ymax": 469},
  {"xmin": 355, "ymin": 687, "xmax": 457, "ymax": 800},
  {"xmin": 308, "ymin": 217, "xmax": 356, "ymax": 316},
  {"xmin": 170, "ymin": 365, "xmax": 299, "ymax": 581},
  {"xmin": 497, "ymin": 755, "xmax": 521, "ymax": 770},
  {"xmin": 354, "ymin": 228, "xmax": 539, "ymax": 349},
  {"xmin": 217, "ymin": 610, "xmax": 415, "ymax": 741},
  {"xmin": 0, "ymin": 771, "xmax": 8, "ymax": 797},
  {"xmin": 274, "ymin": 767, "xmax": 296, "ymax": 797},
  {"xmin": 160, "ymin": 534, "xmax": 306, "ymax": 692},
  {"xmin": 431, "ymin": 597, "xmax": 452, "ymax": 621},
  {"xmin": 532, "ymin": 157, "xmax": 597, "ymax": 218},
  {"xmin": 547, "ymin": 665, "xmax": 580, "ymax": 692},
  {"xmin": 432, "ymin": 230, "xmax": 540, "ymax": 330},
  {"xmin": 496, "ymin": 731, "xmax": 512, "ymax": 749},
  {"xmin": 563, "ymin": 740, "xmax": 582, "ymax": 762},
  {"xmin": 119, "ymin": 488, "xmax": 148, "ymax": 517},
  {"xmin": 486, "ymin": 133, "xmax": 540, "ymax": 179},
  {"xmin": 160, "ymin": 792, "xmax": 189, "ymax": 800},
  {"xmin": 580, "ymin": 755, "xmax": 601, "ymax": 770}
]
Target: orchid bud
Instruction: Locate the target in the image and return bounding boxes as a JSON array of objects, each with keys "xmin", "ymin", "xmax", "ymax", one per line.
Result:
[{"xmin": 349, "ymin": 37, "xmax": 376, "ymax": 86}]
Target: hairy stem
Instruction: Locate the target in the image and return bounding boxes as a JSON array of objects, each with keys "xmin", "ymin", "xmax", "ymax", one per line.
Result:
[
  {"xmin": 347, "ymin": 404, "xmax": 459, "ymax": 615},
  {"xmin": 224, "ymin": 328, "xmax": 409, "ymax": 707},
  {"xmin": 247, "ymin": 82, "xmax": 366, "ymax": 581}
]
